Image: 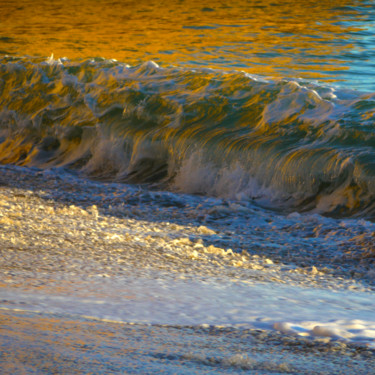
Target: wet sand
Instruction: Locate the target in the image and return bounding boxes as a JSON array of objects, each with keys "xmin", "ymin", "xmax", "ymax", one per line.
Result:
[
  {"xmin": 1, "ymin": 309, "xmax": 374, "ymax": 375},
  {"xmin": 0, "ymin": 165, "xmax": 375, "ymax": 374}
]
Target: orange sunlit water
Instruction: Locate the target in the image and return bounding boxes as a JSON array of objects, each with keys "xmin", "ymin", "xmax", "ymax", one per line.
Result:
[{"xmin": 0, "ymin": 0, "xmax": 369, "ymax": 82}]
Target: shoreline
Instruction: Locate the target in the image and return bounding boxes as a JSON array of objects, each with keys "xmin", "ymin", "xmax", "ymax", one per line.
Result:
[
  {"xmin": 0, "ymin": 164, "xmax": 374, "ymax": 292},
  {"xmin": 0, "ymin": 164, "xmax": 375, "ymax": 372}
]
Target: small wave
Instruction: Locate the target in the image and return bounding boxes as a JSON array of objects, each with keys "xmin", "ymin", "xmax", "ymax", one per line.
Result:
[{"xmin": 1, "ymin": 56, "xmax": 375, "ymax": 217}]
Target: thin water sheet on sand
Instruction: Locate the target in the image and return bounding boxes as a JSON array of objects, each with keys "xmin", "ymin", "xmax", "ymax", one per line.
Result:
[{"xmin": 1, "ymin": 309, "xmax": 374, "ymax": 375}]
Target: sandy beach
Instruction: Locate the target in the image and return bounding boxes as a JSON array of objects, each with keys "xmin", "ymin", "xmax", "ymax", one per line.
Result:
[{"xmin": 1, "ymin": 165, "xmax": 375, "ymax": 374}]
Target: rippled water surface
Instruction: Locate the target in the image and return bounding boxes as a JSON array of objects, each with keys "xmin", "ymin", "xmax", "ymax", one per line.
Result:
[{"xmin": 1, "ymin": 0, "xmax": 375, "ymax": 90}]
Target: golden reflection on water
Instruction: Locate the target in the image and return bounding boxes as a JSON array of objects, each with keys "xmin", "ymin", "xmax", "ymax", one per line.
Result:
[{"xmin": 0, "ymin": 0, "xmax": 368, "ymax": 81}]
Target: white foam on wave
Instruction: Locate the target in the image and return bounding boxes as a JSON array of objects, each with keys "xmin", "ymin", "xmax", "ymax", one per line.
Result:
[
  {"xmin": 260, "ymin": 80, "xmax": 335, "ymax": 127},
  {"xmin": 45, "ymin": 53, "xmax": 63, "ymax": 66},
  {"xmin": 145, "ymin": 60, "xmax": 160, "ymax": 69},
  {"xmin": 172, "ymin": 151, "xmax": 274, "ymax": 202}
]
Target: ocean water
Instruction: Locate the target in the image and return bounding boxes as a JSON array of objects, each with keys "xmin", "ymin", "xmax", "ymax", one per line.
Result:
[{"xmin": 1, "ymin": 0, "xmax": 375, "ymax": 373}]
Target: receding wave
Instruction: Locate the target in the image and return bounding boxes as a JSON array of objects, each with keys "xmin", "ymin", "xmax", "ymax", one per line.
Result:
[{"xmin": 1, "ymin": 55, "xmax": 375, "ymax": 217}]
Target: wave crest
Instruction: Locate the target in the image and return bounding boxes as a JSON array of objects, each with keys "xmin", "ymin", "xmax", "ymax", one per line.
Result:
[{"xmin": 1, "ymin": 56, "xmax": 375, "ymax": 217}]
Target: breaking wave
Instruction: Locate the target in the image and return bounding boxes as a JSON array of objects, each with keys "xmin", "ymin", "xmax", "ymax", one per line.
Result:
[{"xmin": 1, "ymin": 55, "xmax": 375, "ymax": 217}]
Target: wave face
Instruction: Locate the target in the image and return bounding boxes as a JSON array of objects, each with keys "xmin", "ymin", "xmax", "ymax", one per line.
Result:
[{"xmin": 1, "ymin": 56, "xmax": 375, "ymax": 217}]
